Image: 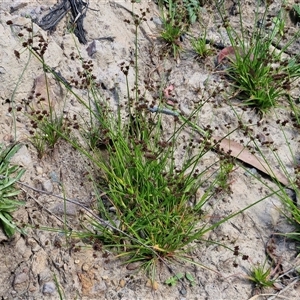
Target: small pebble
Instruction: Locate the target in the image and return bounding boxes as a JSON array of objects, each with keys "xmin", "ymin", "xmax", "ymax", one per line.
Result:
[
  {"xmin": 151, "ymin": 16, "xmax": 162, "ymax": 26},
  {"xmin": 119, "ymin": 279, "xmax": 126, "ymax": 288},
  {"xmin": 42, "ymin": 179, "xmax": 53, "ymax": 193},
  {"xmin": 36, "ymin": 166, "xmax": 43, "ymax": 175},
  {"xmin": 82, "ymin": 263, "xmax": 90, "ymax": 272},
  {"xmin": 51, "ymin": 203, "xmax": 77, "ymax": 216},
  {"xmin": 126, "ymin": 262, "xmax": 140, "ymax": 270},
  {"xmin": 14, "ymin": 272, "xmax": 29, "ymax": 285},
  {"xmin": 49, "ymin": 171, "xmax": 60, "ymax": 183},
  {"xmin": 179, "ymin": 287, "xmax": 187, "ymax": 296},
  {"xmin": 26, "ymin": 237, "xmax": 41, "ymax": 252},
  {"xmin": 244, "ymin": 168, "xmax": 258, "ymax": 177},
  {"xmin": 42, "ymin": 281, "xmax": 56, "ymax": 295}
]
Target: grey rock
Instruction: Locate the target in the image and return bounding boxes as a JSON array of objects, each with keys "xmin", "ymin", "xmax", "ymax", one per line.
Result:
[
  {"xmin": 51, "ymin": 202, "xmax": 78, "ymax": 216},
  {"xmin": 152, "ymin": 16, "xmax": 162, "ymax": 26},
  {"xmin": 13, "ymin": 272, "xmax": 29, "ymax": 291},
  {"xmin": 0, "ymin": 66, "xmax": 6, "ymax": 74},
  {"xmin": 179, "ymin": 287, "xmax": 187, "ymax": 296},
  {"xmin": 35, "ymin": 166, "xmax": 43, "ymax": 175},
  {"xmin": 26, "ymin": 237, "xmax": 41, "ymax": 252},
  {"xmin": 42, "ymin": 179, "xmax": 53, "ymax": 193},
  {"xmin": 15, "ymin": 238, "xmax": 32, "ymax": 260},
  {"xmin": 10, "ymin": 145, "xmax": 32, "ymax": 168},
  {"xmin": 42, "ymin": 281, "xmax": 56, "ymax": 295},
  {"xmin": 94, "ymin": 280, "xmax": 107, "ymax": 292}
]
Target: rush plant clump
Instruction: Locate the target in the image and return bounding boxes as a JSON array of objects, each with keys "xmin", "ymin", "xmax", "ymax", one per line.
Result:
[{"xmin": 217, "ymin": 2, "xmax": 300, "ymax": 113}]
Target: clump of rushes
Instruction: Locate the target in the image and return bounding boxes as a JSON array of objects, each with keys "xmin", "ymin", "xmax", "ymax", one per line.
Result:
[
  {"xmin": 246, "ymin": 261, "xmax": 275, "ymax": 289},
  {"xmin": 234, "ymin": 246, "xmax": 275, "ymax": 289},
  {"xmin": 217, "ymin": 2, "xmax": 300, "ymax": 113},
  {"xmin": 159, "ymin": 0, "xmax": 189, "ymax": 58},
  {"xmin": 191, "ymin": 30, "xmax": 214, "ymax": 60},
  {"xmin": 9, "ymin": 22, "xmax": 76, "ymax": 158},
  {"xmin": 81, "ymin": 38, "xmax": 240, "ymax": 277},
  {"xmin": 74, "ymin": 8, "xmax": 227, "ymax": 276},
  {"xmin": 21, "ymin": 90, "xmax": 74, "ymax": 158},
  {"xmin": 90, "ymin": 95, "xmax": 219, "ymax": 276},
  {"xmin": 27, "ymin": 108, "xmax": 72, "ymax": 159},
  {"xmin": 0, "ymin": 143, "xmax": 25, "ymax": 237},
  {"xmin": 31, "ymin": 6, "xmax": 262, "ymax": 279},
  {"xmin": 215, "ymin": 155, "xmax": 235, "ymax": 193}
]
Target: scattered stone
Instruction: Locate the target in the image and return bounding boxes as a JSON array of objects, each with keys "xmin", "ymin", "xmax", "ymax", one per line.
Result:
[
  {"xmin": 26, "ymin": 237, "xmax": 41, "ymax": 252},
  {"xmin": 82, "ymin": 263, "xmax": 90, "ymax": 272},
  {"xmin": 151, "ymin": 16, "xmax": 162, "ymax": 26},
  {"xmin": 111, "ymin": 279, "xmax": 119, "ymax": 287},
  {"xmin": 42, "ymin": 179, "xmax": 53, "ymax": 193},
  {"xmin": 15, "ymin": 238, "xmax": 32, "ymax": 260},
  {"xmin": 28, "ymin": 282, "xmax": 38, "ymax": 292},
  {"xmin": 179, "ymin": 102, "xmax": 192, "ymax": 116},
  {"xmin": 35, "ymin": 166, "xmax": 43, "ymax": 175},
  {"xmin": 126, "ymin": 262, "xmax": 140, "ymax": 270},
  {"xmin": 179, "ymin": 286, "xmax": 187, "ymax": 296},
  {"xmin": 10, "ymin": 145, "xmax": 32, "ymax": 169},
  {"xmin": 38, "ymin": 269, "xmax": 52, "ymax": 283},
  {"xmin": 51, "ymin": 202, "xmax": 78, "ymax": 216},
  {"xmin": 49, "ymin": 171, "xmax": 60, "ymax": 183},
  {"xmin": 42, "ymin": 281, "xmax": 56, "ymax": 295},
  {"xmin": 94, "ymin": 280, "xmax": 107, "ymax": 293},
  {"xmin": 13, "ymin": 272, "xmax": 29, "ymax": 291},
  {"xmin": 119, "ymin": 279, "xmax": 126, "ymax": 288},
  {"xmin": 38, "ymin": 233, "xmax": 51, "ymax": 248},
  {"xmin": 31, "ymin": 249, "xmax": 48, "ymax": 275}
]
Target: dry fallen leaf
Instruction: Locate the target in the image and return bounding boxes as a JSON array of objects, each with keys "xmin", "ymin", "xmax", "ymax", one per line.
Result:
[
  {"xmin": 29, "ymin": 73, "xmax": 59, "ymax": 111},
  {"xmin": 217, "ymin": 46, "xmax": 237, "ymax": 64},
  {"xmin": 212, "ymin": 136, "xmax": 290, "ymax": 186}
]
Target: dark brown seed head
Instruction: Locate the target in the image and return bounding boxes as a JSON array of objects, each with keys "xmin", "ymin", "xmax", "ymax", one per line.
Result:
[{"xmin": 14, "ymin": 50, "xmax": 20, "ymax": 59}]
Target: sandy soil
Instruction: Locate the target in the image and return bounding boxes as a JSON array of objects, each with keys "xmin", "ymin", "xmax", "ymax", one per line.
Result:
[{"xmin": 0, "ymin": 1, "xmax": 299, "ymax": 299}]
